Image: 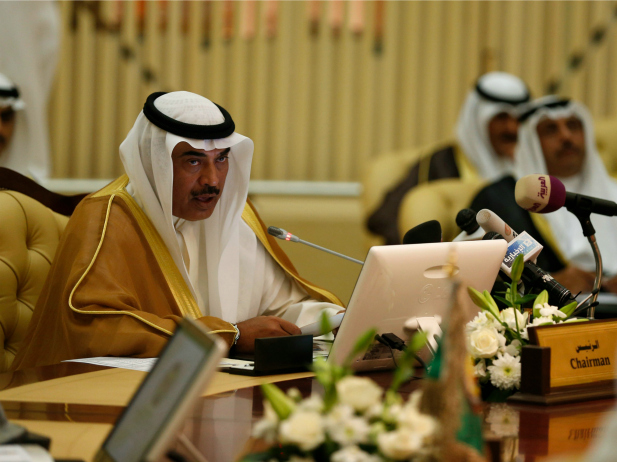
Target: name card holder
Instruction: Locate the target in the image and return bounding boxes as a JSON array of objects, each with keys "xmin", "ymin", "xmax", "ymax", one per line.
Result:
[{"xmin": 509, "ymin": 320, "xmax": 617, "ymax": 405}]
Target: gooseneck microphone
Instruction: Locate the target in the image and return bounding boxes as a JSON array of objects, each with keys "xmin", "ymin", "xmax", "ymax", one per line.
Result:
[
  {"xmin": 267, "ymin": 226, "xmax": 364, "ymax": 265},
  {"xmin": 402, "ymin": 220, "xmax": 442, "ymax": 245},
  {"xmin": 515, "ymin": 174, "xmax": 617, "ymax": 218},
  {"xmin": 515, "ymin": 173, "xmax": 606, "ymax": 317},
  {"xmin": 481, "ymin": 221, "xmax": 575, "ymax": 307}
]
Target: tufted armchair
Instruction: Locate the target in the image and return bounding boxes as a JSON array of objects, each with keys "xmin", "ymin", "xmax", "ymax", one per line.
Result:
[{"xmin": 0, "ymin": 191, "xmax": 69, "ymax": 372}]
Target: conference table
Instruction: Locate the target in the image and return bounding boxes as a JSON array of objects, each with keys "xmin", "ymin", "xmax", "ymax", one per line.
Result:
[{"xmin": 0, "ymin": 362, "xmax": 613, "ymax": 462}]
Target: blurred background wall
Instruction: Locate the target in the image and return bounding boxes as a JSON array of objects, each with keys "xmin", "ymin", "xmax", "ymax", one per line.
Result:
[
  {"xmin": 50, "ymin": 1, "xmax": 617, "ymax": 180},
  {"xmin": 24, "ymin": 0, "xmax": 617, "ymax": 303}
]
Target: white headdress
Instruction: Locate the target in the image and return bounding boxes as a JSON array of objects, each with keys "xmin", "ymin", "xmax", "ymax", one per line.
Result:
[
  {"xmin": 456, "ymin": 72, "xmax": 530, "ymax": 181},
  {"xmin": 515, "ymin": 97, "xmax": 617, "ymax": 274},
  {"xmin": 0, "ymin": 72, "xmax": 30, "ymax": 176},
  {"xmin": 0, "ymin": 73, "xmax": 25, "ymax": 110},
  {"xmin": 120, "ymin": 91, "xmax": 258, "ymax": 321},
  {"xmin": 0, "ymin": 2, "xmax": 59, "ymax": 181}
]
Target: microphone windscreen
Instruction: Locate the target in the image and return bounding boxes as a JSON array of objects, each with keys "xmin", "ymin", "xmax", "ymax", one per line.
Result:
[
  {"xmin": 267, "ymin": 226, "xmax": 286, "ymax": 238},
  {"xmin": 455, "ymin": 208, "xmax": 479, "ymax": 233},
  {"xmin": 402, "ymin": 220, "xmax": 442, "ymax": 245},
  {"xmin": 515, "ymin": 174, "xmax": 566, "ymax": 213}
]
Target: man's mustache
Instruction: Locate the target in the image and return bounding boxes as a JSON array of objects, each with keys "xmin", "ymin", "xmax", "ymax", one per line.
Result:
[
  {"xmin": 191, "ymin": 185, "xmax": 220, "ymax": 197},
  {"xmin": 499, "ymin": 133, "xmax": 518, "ymax": 143},
  {"xmin": 557, "ymin": 140, "xmax": 582, "ymax": 157}
]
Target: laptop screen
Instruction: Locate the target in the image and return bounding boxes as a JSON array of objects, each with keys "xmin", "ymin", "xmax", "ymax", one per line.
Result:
[
  {"xmin": 328, "ymin": 240, "xmax": 507, "ymax": 368},
  {"xmin": 101, "ymin": 321, "xmax": 220, "ymax": 462}
]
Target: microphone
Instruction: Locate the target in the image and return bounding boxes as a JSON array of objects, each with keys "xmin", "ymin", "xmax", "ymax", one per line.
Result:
[
  {"xmin": 453, "ymin": 209, "xmax": 485, "ymax": 241},
  {"xmin": 476, "ymin": 209, "xmax": 518, "ymax": 242},
  {"xmin": 515, "ymin": 174, "xmax": 605, "ymax": 317},
  {"xmin": 402, "ymin": 220, "xmax": 442, "ymax": 244},
  {"xmin": 482, "ymin": 231, "xmax": 503, "ymax": 241},
  {"xmin": 482, "ymin": 233, "xmax": 574, "ymax": 306},
  {"xmin": 267, "ymin": 226, "xmax": 364, "ymax": 265},
  {"xmin": 515, "ymin": 174, "xmax": 617, "ymax": 217}
]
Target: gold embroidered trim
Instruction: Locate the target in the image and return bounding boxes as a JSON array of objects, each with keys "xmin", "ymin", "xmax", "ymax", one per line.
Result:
[
  {"xmin": 67, "ymin": 194, "xmax": 174, "ymax": 336},
  {"xmin": 88, "ymin": 176, "xmax": 341, "ymax": 331},
  {"xmin": 92, "ymin": 175, "xmax": 202, "ymax": 320},
  {"xmin": 241, "ymin": 202, "xmax": 344, "ymax": 307},
  {"xmin": 453, "ymin": 143, "xmax": 479, "ymax": 181},
  {"xmin": 208, "ymin": 329, "xmax": 236, "ymax": 334}
]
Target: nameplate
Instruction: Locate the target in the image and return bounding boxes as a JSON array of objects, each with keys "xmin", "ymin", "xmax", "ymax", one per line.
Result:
[{"xmin": 529, "ymin": 320, "xmax": 617, "ymax": 388}]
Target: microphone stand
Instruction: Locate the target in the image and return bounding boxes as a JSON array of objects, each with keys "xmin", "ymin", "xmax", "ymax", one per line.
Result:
[
  {"xmin": 569, "ymin": 208, "xmax": 602, "ymax": 319},
  {"xmin": 588, "ymin": 234, "xmax": 603, "ymax": 318},
  {"xmin": 295, "ymin": 238, "xmax": 364, "ymax": 265},
  {"xmin": 268, "ymin": 226, "xmax": 364, "ymax": 265}
]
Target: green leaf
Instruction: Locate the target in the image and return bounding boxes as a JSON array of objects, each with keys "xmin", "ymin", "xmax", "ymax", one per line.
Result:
[
  {"xmin": 533, "ymin": 290, "xmax": 549, "ymax": 309},
  {"xmin": 559, "ymin": 301, "xmax": 578, "ymax": 318},
  {"xmin": 505, "ymin": 285, "xmax": 516, "ymax": 306},
  {"xmin": 408, "ymin": 331, "xmax": 428, "ymax": 354},
  {"xmin": 483, "ymin": 290, "xmax": 499, "ymax": 312},
  {"xmin": 517, "ymin": 293, "xmax": 540, "ymax": 304},
  {"xmin": 493, "ymin": 295, "xmax": 513, "ymax": 307},
  {"xmin": 260, "ymin": 383, "xmax": 295, "ymax": 420},
  {"xmin": 565, "ymin": 318, "xmax": 590, "ymax": 323},
  {"xmin": 388, "ymin": 332, "xmax": 427, "ymax": 393},
  {"xmin": 482, "ymin": 290, "xmax": 503, "ymax": 321},
  {"xmin": 238, "ymin": 451, "xmax": 273, "ymax": 462},
  {"xmin": 468, "ymin": 286, "xmax": 491, "ymax": 310},
  {"xmin": 343, "ymin": 328, "xmax": 377, "ymax": 367},
  {"xmin": 319, "ymin": 310, "xmax": 332, "ymax": 336},
  {"xmin": 511, "ymin": 254, "xmax": 525, "ymax": 285}
]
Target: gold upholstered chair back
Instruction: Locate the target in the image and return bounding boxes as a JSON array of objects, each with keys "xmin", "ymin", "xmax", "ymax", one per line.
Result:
[
  {"xmin": 361, "ymin": 139, "xmax": 457, "ymax": 248},
  {"xmin": 0, "ymin": 191, "xmax": 69, "ymax": 372},
  {"xmin": 398, "ymin": 178, "xmax": 487, "ymax": 243}
]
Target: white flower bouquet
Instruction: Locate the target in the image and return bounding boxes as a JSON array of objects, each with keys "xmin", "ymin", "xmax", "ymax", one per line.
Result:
[
  {"xmin": 242, "ymin": 329, "xmax": 440, "ymax": 462},
  {"xmin": 466, "ymin": 254, "xmax": 584, "ymax": 400}
]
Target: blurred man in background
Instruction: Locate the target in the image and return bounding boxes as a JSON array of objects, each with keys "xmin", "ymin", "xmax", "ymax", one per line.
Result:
[
  {"xmin": 367, "ymin": 71, "xmax": 530, "ymax": 245},
  {"xmin": 0, "ymin": 74, "xmax": 22, "ymax": 159},
  {"xmin": 470, "ymin": 97, "xmax": 617, "ymax": 294},
  {"xmin": 0, "ymin": 2, "xmax": 59, "ymax": 180}
]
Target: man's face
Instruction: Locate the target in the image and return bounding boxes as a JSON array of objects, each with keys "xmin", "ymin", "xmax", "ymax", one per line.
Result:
[
  {"xmin": 536, "ymin": 116, "xmax": 586, "ymax": 178},
  {"xmin": 171, "ymin": 142, "xmax": 230, "ymax": 221},
  {"xmin": 488, "ymin": 112, "xmax": 519, "ymax": 160},
  {"xmin": 0, "ymin": 105, "xmax": 16, "ymax": 155}
]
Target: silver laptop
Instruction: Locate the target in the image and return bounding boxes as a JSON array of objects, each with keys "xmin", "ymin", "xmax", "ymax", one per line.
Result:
[
  {"xmin": 94, "ymin": 318, "xmax": 227, "ymax": 462},
  {"xmin": 328, "ymin": 240, "xmax": 507, "ymax": 370}
]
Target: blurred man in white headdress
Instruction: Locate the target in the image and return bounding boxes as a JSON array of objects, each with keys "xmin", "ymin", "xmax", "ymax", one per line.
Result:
[
  {"xmin": 0, "ymin": 2, "xmax": 59, "ymax": 180},
  {"xmin": 13, "ymin": 91, "xmax": 343, "ymax": 370},
  {"xmin": 368, "ymin": 72, "xmax": 530, "ymax": 245},
  {"xmin": 470, "ymin": 96, "xmax": 617, "ymax": 294},
  {"xmin": 0, "ymin": 74, "xmax": 26, "ymax": 169}
]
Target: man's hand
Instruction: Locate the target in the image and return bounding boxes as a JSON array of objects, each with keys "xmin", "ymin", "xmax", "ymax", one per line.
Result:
[
  {"xmin": 235, "ymin": 316, "xmax": 301, "ymax": 353},
  {"xmin": 551, "ymin": 265, "xmax": 596, "ymax": 295}
]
